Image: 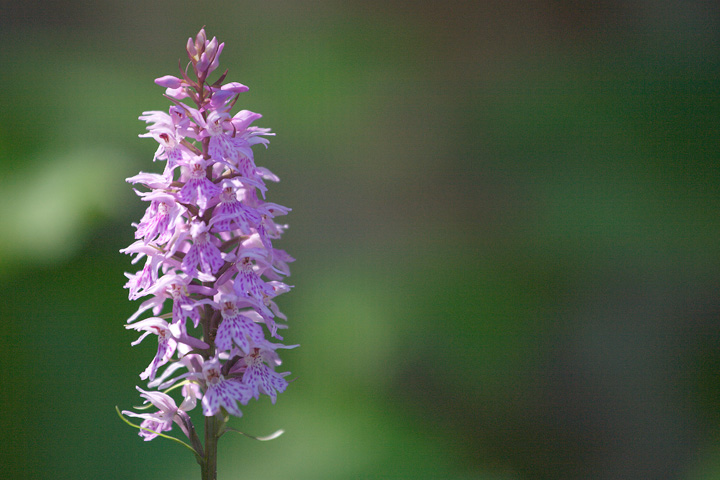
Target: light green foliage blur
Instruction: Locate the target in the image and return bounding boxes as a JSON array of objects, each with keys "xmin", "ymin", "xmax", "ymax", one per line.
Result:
[{"xmin": 1, "ymin": 2, "xmax": 719, "ymax": 479}]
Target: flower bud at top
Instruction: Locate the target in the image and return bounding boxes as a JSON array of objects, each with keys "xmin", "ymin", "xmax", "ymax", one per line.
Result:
[
  {"xmin": 196, "ymin": 29, "xmax": 207, "ymax": 51},
  {"xmin": 155, "ymin": 75, "xmax": 183, "ymax": 88},
  {"xmin": 186, "ymin": 36, "xmax": 198, "ymax": 62}
]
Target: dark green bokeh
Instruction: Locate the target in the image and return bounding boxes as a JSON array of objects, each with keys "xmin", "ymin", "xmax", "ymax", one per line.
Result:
[{"xmin": 1, "ymin": 2, "xmax": 719, "ymax": 479}]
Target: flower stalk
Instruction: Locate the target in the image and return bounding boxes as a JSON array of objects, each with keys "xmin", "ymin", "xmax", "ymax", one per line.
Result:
[
  {"xmin": 203, "ymin": 413, "xmax": 221, "ymax": 480},
  {"xmin": 119, "ymin": 28, "xmax": 295, "ymax": 479}
]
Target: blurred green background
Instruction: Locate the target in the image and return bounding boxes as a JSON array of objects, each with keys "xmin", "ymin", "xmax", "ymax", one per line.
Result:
[{"xmin": 1, "ymin": 1, "xmax": 719, "ymax": 479}]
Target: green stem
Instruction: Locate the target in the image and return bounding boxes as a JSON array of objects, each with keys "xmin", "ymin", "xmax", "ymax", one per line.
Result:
[
  {"xmin": 202, "ymin": 414, "xmax": 221, "ymax": 480},
  {"xmin": 199, "ymin": 298, "xmax": 221, "ymax": 480}
]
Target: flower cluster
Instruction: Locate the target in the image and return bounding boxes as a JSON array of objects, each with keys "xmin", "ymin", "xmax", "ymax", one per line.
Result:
[{"xmin": 121, "ymin": 29, "xmax": 294, "ymax": 445}]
